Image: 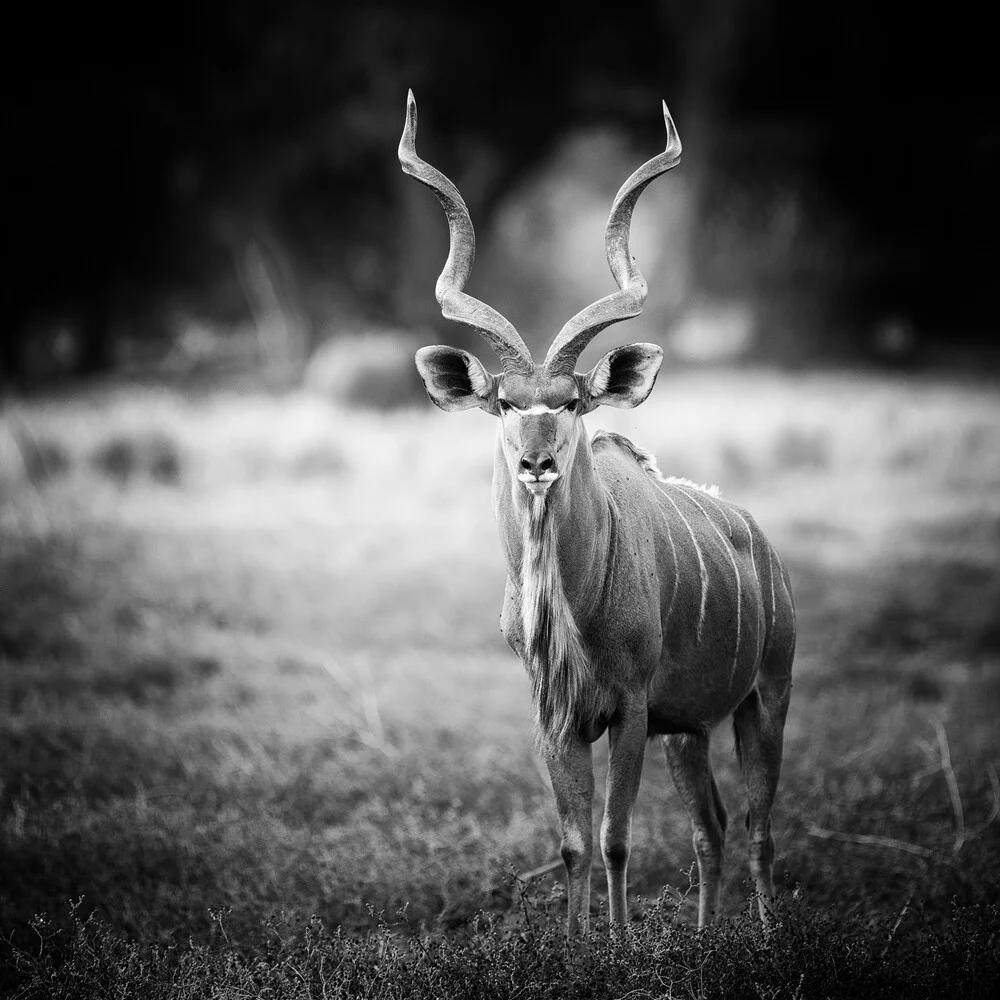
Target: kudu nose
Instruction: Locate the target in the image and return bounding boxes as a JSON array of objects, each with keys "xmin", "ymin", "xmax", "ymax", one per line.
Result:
[{"xmin": 519, "ymin": 451, "xmax": 556, "ymax": 478}]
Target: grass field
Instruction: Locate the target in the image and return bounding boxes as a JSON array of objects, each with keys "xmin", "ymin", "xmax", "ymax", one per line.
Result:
[{"xmin": 1, "ymin": 366, "xmax": 999, "ymax": 995}]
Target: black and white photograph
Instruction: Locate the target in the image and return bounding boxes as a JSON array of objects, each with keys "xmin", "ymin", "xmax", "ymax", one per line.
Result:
[{"xmin": 2, "ymin": 1, "xmax": 998, "ymax": 996}]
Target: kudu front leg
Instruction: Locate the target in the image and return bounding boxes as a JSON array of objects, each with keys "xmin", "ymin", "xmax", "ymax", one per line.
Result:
[
  {"xmin": 544, "ymin": 737, "xmax": 594, "ymax": 933},
  {"xmin": 602, "ymin": 700, "xmax": 648, "ymax": 926}
]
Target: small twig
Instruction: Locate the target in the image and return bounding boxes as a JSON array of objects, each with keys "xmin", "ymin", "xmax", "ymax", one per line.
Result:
[
  {"xmin": 878, "ymin": 891, "xmax": 914, "ymax": 961},
  {"xmin": 360, "ymin": 689, "xmax": 397, "ymax": 758},
  {"xmin": 519, "ymin": 858, "xmax": 563, "ymax": 881},
  {"xmin": 910, "ymin": 761, "xmax": 944, "ymax": 786},
  {"xmin": 0, "ymin": 414, "xmax": 50, "ymax": 533},
  {"xmin": 930, "ymin": 717, "xmax": 966, "ymax": 853},
  {"xmin": 315, "ymin": 651, "xmax": 398, "ymax": 758},
  {"xmin": 791, "ymin": 971, "xmax": 806, "ymax": 1000},
  {"xmin": 512, "ymin": 872, "xmax": 536, "ymax": 939},
  {"xmin": 806, "ymin": 823, "xmax": 941, "ymax": 861},
  {"xmin": 966, "ymin": 762, "xmax": 1000, "ymax": 841}
]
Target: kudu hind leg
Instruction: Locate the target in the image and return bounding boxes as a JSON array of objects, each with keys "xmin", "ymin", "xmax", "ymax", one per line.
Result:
[
  {"xmin": 662, "ymin": 732, "xmax": 728, "ymax": 927},
  {"xmin": 544, "ymin": 738, "xmax": 594, "ymax": 933},
  {"xmin": 733, "ymin": 685, "xmax": 788, "ymax": 925}
]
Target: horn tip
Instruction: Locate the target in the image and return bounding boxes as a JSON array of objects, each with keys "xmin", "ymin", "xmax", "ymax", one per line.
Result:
[
  {"xmin": 661, "ymin": 100, "xmax": 682, "ymax": 157},
  {"xmin": 400, "ymin": 90, "xmax": 418, "ymax": 158}
]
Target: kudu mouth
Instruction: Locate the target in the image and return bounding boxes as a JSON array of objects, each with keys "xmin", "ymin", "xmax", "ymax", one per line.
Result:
[{"xmin": 517, "ymin": 470, "xmax": 560, "ymax": 495}]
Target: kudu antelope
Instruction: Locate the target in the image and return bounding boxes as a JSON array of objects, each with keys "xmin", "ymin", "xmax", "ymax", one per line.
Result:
[{"xmin": 401, "ymin": 91, "xmax": 795, "ymax": 931}]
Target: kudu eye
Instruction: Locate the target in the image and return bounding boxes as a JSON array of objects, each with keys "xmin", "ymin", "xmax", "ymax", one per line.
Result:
[{"xmin": 565, "ymin": 399, "xmax": 579, "ymax": 413}]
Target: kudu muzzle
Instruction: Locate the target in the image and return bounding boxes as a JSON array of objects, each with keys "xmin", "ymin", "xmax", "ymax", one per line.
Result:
[{"xmin": 516, "ymin": 414, "xmax": 561, "ymax": 492}]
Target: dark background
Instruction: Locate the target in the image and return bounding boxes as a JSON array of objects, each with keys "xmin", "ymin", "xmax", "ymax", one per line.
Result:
[{"xmin": 4, "ymin": 0, "xmax": 996, "ymax": 381}]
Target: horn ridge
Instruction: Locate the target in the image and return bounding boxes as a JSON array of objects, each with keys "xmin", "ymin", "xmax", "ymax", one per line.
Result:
[
  {"xmin": 543, "ymin": 101, "xmax": 681, "ymax": 376},
  {"xmin": 399, "ymin": 90, "xmax": 534, "ymax": 374}
]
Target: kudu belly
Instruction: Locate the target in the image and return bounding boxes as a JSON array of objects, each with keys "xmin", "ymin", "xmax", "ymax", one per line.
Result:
[{"xmin": 645, "ymin": 555, "xmax": 766, "ymax": 736}]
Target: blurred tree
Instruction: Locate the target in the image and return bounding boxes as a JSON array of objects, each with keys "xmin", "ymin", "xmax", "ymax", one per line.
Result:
[{"xmin": 3, "ymin": 0, "xmax": 995, "ymax": 382}]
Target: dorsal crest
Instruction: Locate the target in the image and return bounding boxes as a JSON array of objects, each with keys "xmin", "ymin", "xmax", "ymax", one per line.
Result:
[{"xmin": 592, "ymin": 429, "xmax": 721, "ymax": 496}]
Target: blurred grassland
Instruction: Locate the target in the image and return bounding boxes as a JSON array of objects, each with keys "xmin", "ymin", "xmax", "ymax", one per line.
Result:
[{"xmin": 1, "ymin": 367, "xmax": 999, "ymax": 960}]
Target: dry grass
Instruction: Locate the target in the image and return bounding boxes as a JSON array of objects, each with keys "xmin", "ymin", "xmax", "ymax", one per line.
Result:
[{"xmin": 1, "ymin": 367, "xmax": 999, "ymax": 992}]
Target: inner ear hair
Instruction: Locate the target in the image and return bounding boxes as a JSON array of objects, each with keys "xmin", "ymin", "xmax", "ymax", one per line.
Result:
[
  {"xmin": 415, "ymin": 345, "xmax": 497, "ymax": 412},
  {"xmin": 584, "ymin": 343, "xmax": 663, "ymax": 408},
  {"xmin": 587, "ymin": 353, "xmax": 614, "ymax": 397},
  {"xmin": 463, "ymin": 353, "xmax": 491, "ymax": 396}
]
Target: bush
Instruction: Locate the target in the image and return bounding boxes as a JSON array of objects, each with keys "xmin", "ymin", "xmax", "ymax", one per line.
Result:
[
  {"xmin": 91, "ymin": 430, "xmax": 183, "ymax": 486},
  {"xmin": 303, "ymin": 330, "xmax": 426, "ymax": 410},
  {"xmin": 20, "ymin": 435, "xmax": 72, "ymax": 484}
]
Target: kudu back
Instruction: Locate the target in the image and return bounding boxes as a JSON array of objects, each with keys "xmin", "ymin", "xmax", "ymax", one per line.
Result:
[{"xmin": 401, "ymin": 91, "xmax": 796, "ymax": 931}]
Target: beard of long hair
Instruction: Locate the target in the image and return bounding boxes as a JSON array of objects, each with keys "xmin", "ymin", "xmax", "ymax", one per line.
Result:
[{"xmin": 521, "ymin": 492, "xmax": 596, "ymax": 746}]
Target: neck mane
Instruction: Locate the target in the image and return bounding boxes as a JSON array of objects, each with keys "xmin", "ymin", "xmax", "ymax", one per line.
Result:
[
  {"xmin": 521, "ymin": 494, "xmax": 592, "ymax": 743},
  {"xmin": 496, "ymin": 430, "xmax": 615, "ymax": 745}
]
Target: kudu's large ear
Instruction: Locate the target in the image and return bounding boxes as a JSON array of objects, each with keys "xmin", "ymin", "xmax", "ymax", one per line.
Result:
[
  {"xmin": 415, "ymin": 346, "xmax": 498, "ymax": 412},
  {"xmin": 583, "ymin": 343, "xmax": 663, "ymax": 410}
]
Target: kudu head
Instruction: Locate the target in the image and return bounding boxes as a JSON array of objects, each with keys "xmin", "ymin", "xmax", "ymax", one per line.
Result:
[{"xmin": 402, "ymin": 90, "xmax": 681, "ymax": 497}]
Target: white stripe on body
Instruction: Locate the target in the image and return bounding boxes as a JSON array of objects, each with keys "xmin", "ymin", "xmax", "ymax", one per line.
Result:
[
  {"xmin": 662, "ymin": 490, "xmax": 708, "ymax": 645},
  {"xmin": 776, "ymin": 554, "xmax": 794, "ymax": 611},
  {"xmin": 673, "ymin": 486, "xmax": 744, "ymax": 684},
  {"xmin": 730, "ymin": 507, "xmax": 764, "ymax": 665},
  {"xmin": 768, "ymin": 549, "xmax": 776, "ymax": 627},
  {"xmin": 658, "ymin": 504, "xmax": 681, "ymax": 639},
  {"xmin": 689, "ymin": 484, "xmax": 733, "ymax": 534}
]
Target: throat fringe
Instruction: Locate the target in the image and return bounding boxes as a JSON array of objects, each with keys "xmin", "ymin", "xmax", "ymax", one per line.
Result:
[{"xmin": 521, "ymin": 496, "xmax": 594, "ymax": 744}]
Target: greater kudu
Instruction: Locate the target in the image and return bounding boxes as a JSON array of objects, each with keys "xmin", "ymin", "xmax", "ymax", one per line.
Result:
[{"xmin": 401, "ymin": 91, "xmax": 795, "ymax": 932}]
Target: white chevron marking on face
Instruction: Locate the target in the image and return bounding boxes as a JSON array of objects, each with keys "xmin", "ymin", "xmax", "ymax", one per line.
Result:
[{"xmin": 504, "ymin": 403, "xmax": 572, "ymax": 415}]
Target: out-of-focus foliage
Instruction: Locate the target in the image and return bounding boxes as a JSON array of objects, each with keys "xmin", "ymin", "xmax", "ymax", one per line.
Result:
[{"xmin": 5, "ymin": 0, "xmax": 996, "ymax": 383}]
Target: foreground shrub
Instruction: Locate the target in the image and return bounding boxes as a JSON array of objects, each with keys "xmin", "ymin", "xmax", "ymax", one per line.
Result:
[{"xmin": 4, "ymin": 894, "xmax": 998, "ymax": 1000}]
